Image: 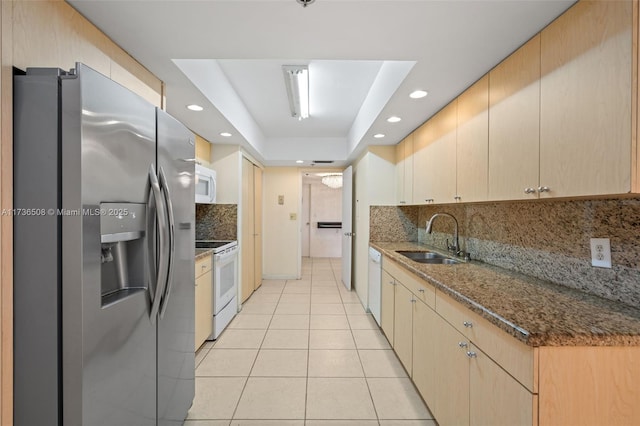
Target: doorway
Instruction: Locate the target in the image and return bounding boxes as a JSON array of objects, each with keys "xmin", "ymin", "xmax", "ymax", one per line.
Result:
[{"xmin": 301, "ymin": 171, "xmax": 343, "ymax": 259}]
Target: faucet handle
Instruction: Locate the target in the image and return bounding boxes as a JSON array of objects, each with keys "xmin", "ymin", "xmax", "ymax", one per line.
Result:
[{"xmin": 446, "ymin": 239, "xmax": 457, "ymax": 253}]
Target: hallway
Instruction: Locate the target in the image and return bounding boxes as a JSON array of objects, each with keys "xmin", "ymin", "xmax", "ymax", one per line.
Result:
[{"xmin": 187, "ymin": 257, "xmax": 435, "ymax": 425}]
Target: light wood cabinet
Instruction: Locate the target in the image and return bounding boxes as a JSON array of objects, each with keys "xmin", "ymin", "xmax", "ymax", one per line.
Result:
[
  {"xmin": 253, "ymin": 166, "xmax": 263, "ymax": 291},
  {"xmin": 380, "ymin": 251, "xmax": 640, "ymax": 425},
  {"xmin": 395, "ymin": 134, "xmax": 414, "ymax": 205},
  {"xmin": 412, "ymin": 297, "xmax": 437, "ymax": 406},
  {"xmin": 488, "ymin": 35, "xmax": 541, "ymax": 200},
  {"xmin": 413, "ymin": 100, "xmax": 457, "ymax": 204},
  {"xmin": 469, "ymin": 343, "xmax": 536, "ymax": 426},
  {"xmin": 195, "ymin": 255, "xmax": 213, "ymax": 351},
  {"xmin": 433, "ymin": 313, "xmax": 470, "ymax": 426},
  {"xmin": 241, "ymin": 158, "xmax": 263, "ymax": 303},
  {"xmin": 406, "ymin": 0, "xmax": 637, "ymax": 204},
  {"xmin": 380, "ymin": 269, "xmax": 395, "ymax": 345},
  {"xmin": 539, "ymin": 0, "xmax": 632, "ymax": 197},
  {"xmin": 393, "ymin": 283, "xmax": 413, "ymax": 373},
  {"xmin": 456, "ymin": 74, "xmax": 489, "ymax": 203}
]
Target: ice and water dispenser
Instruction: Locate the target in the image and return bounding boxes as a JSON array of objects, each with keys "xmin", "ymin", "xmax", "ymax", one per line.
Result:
[{"xmin": 99, "ymin": 202, "xmax": 148, "ymax": 307}]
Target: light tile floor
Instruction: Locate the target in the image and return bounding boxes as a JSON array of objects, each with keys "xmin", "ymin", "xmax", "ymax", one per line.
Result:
[{"xmin": 187, "ymin": 257, "xmax": 436, "ymax": 426}]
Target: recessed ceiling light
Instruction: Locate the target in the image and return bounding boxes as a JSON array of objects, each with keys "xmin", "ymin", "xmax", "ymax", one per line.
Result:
[
  {"xmin": 296, "ymin": 160, "xmax": 304, "ymax": 164},
  {"xmin": 187, "ymin": 104, "xmax": 203, "ymax": 111},
  {"xmin": 387, "ymin": 116, "xmax": 402, "ymax": 123},
  {"xmin": 220, "ymin": 132, "xmax": 232, "ymax": 137},
  {"xmin": 409, "ymin": 90, "xmax": 428, "ymax": 99},
  {"xmin": 374, "ymin": 134, "xmax": 385, "ymax": 139}
]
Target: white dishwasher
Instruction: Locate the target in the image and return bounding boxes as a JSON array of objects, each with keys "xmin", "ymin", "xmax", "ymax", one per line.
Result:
[{"xmin": 368, "ymin": 247, "xmax": 382, "ymax": 326}]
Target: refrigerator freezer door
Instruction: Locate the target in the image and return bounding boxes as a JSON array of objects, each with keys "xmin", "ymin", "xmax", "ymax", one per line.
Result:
[
  {"xmin": 156, "ymin": 108, "xmax": 196, "ymax": 425},
  {"xmin": 62, "ymin": 64, "xmax": 158, "ymax": 426}
]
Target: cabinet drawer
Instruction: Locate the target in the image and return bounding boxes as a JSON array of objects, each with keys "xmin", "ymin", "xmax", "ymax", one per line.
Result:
[
  {"xmin": 436, "ymin": 291, "xmax": 536, "ymax": 392},
  {"xmin": 195, "ymin": 255, "xmax": 213, "ymax": 277},
  {"xmin": 383, "ymin": 257, "xmax": 435, "ymax": 308}
]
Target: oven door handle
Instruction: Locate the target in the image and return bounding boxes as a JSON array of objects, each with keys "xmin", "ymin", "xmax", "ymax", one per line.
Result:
[{"xmin": 214, "ymin": 249, "xmax": 237, "ymax": 265}]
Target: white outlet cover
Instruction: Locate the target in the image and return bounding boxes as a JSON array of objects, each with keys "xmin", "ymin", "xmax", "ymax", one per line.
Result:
[{"xmin": 590, "ymin": 238, "xmax": 612, "ymax": 268}]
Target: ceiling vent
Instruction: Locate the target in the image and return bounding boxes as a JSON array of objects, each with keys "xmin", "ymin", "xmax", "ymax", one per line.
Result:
[{"xmin": 312, "ymin": 160, "xmax": 334, "ymax": 165}]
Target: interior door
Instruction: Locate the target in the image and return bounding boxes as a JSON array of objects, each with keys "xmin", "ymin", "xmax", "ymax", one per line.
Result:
[
  {"xmin": 301, "ymin": 184, "xmax": 311, "ymax": 257},
  {"xmin": 253, "ymin": 165, "xmax": 263, "ymax": 290},
  {"xmin": 341, "ymin": 166, "xmax": 353, "ymax": 290}
]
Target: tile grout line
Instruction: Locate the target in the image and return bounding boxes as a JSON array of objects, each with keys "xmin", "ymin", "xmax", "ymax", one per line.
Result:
[{"xmin": 228, "ymin": 280, "xmax": 283, "ymax": 422}]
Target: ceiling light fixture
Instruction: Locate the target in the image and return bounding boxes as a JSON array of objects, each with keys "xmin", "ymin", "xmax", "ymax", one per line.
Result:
[
  {"xmin": 187, "ymin": 104, "xmax": 203, "ymax": 111},
  {"xmin": 409, "ymin": 90, "xmax": 428, "ymax": 99},
  {"xmin": 387, "ymin": 116, "xmax": 402, "ymax": 123},
  {"xmin": 296, "ymin": 0, "xmax": 315, "ymax": 7},
  {"xmin": 220, "ymin": 132, "xmax": 232, "ymax": 137},
  {"xmin": 296, "ymin": 160, "xmax": 304, "ymax": 164},
  {"xmin": 374, "ymin": 134, "xmax": 385, "ymax": 139},
  {"xmin": 321, "ymin": 174, "xmax": 343, "ymax": 189},
  {"xmin": 283, "ymin": 65, "xmax": 310, "ymax": 120}
]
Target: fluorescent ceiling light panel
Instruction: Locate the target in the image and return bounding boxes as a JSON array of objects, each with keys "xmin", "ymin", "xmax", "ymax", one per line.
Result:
[
  {"xmin": 387, "ymin": 116, "xmax": 402, "ymax": 123},
  {"xmin": 220, "ymin": 132, "xmax": 232, "ymax": 137},
  {"xmin": 187, "ymin": 104, "xmax": 203, "ymax": 111},
  {"xmin": 283, "ymin": 65, "xmax": 310, "ymax": 120},
  {"xmin": 374, "ymin": 133, "xmax": 385, "ymax": 138}
]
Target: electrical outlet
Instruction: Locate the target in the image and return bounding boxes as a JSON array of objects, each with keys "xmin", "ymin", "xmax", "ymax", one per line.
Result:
[{"xmin": 590, "ymin": 238, "xmax": 612, "ymax": 268}]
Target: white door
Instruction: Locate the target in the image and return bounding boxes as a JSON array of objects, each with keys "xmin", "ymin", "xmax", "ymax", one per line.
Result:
[
  {"xmin": 341, "ymin": 166, "xmax": 353, "ymax": 290},
  {"xmin": 301, "ymin": 184, "xmax": 311, "ymax": 257}
]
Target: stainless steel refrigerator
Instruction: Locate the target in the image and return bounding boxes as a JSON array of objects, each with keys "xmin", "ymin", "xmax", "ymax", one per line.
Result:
[{"xmin": 13, "ymin": 63, "xmax": 195, "ymax": 425}]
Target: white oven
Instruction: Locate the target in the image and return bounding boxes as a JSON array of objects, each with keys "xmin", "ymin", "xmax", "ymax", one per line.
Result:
[
  {"xmin": 211, "ymin": 242, "xmax": 238, "ymax": 339},
  {"xmin": 195, "ymin": 164, "xmax": 216, "ymax": 204}
]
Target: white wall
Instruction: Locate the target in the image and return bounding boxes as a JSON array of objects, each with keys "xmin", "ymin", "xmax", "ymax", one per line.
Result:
[
  {"xmin": 352, "ymin": 146, "xmax": 396, "ymax": 307},
  {"xmin": 309, "ymin": 183, "xmax": 342, "ymax": 258},
  {"xmin": 262, "ymin": 167, "xmax": 301, "ymax": 279}
]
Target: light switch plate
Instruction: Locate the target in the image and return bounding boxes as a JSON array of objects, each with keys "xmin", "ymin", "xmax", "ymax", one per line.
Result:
[
  {"xmin": 278, "ymin": 195, "xmax": 284, "ymax": 205},
  {"xmin": 290, "ymin": 213, "xmax": 297, "ymax": 220},
  {"xmin": 590, "ymin": 238, "xmax": 612, "ymax": 268}
]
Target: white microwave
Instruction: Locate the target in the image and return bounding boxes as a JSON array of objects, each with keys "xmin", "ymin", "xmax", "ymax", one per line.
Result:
[{"xmin": 195, "ymin": 164, "xmax": 216, "ymax": 204}]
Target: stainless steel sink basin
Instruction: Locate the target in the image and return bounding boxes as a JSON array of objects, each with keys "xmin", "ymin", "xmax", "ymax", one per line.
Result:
[{"xmin": 396, "ymin": 251, "xmax": 460, "ymax": 265}]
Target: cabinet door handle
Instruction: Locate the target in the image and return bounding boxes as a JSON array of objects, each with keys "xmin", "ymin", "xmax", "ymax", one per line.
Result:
[
  {"xmin": 418, "ymin": 288, "xmax": 425, "ymax": 293},
  {"xmin": 538, "ymin": 186, "xmax": 551, "ymax": 193},
  {"xmin": 467, "ymin": 351, "xmax": 477, "ymax": 358},
  {"xmin": 458, "ymin": 342, "xmax": 468, "ymax": 348},
  {"xmin": 524, "ymin": 187, "xmax": 537, "ymax": 194},
  {"xmin": 201, "ymin": 265, "xmax": 207, "ymax": 270},
  {"xmin": 463, "ymin": 321, "xmax": 473, "ymax": 328},
  {"xmin": 410, "ymin": 298, "xmax": 416, "ymax": 303},
  {"xmin": 454, "ymin": 196, "xmax": 461, "ymax": 201}
]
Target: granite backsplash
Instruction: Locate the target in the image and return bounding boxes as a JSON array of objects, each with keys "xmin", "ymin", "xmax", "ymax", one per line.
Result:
[
  {"xmin": 370, "ymin": 198, "xmax": 640, "ymax": 308},
  {"xmin": 195, "ymin": 203, "xmax": 237, "ymax": 240}
]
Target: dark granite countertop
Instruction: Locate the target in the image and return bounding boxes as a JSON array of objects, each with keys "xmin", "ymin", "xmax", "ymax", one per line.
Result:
[
  {"xmin": 371, "ymin": 241, "xmax": 640, "ymax": 347},
  {"xmin": 195, "ymin": 248, "xmax": 214, "ymax": 261}
]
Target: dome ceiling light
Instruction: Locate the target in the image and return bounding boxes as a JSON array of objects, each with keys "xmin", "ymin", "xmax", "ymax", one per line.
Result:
[{"xmin": 297, "ymin": 0, "xmax": 315, "ymax": 7}]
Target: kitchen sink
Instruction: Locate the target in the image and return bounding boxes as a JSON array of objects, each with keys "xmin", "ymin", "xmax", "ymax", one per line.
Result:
[{"xmin": 396, "ymin": 250, "xmax": 460, "ymax": 265}]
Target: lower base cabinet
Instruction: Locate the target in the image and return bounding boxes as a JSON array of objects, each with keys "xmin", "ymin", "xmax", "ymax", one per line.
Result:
[
  {"xmin": 195, "ymin": 255, "xmax": 213, "ymax": 351},
  {"xmin": 470, "ymin": 344, "xmax": 536, "ymax": 426},
  {"xmin": 433, "ymin": 313, "xmax": 470, "ymax": 426},
  {"xmin": 380, "ymin": 254, "xmax": 639, "ymax": 425},
  {"xmin": 411, "ymin": 297, "xmax": 437, "ymax": 405}
]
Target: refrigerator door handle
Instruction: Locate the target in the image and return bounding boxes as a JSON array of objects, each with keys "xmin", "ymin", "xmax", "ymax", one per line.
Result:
[
  {"xmin": 158, "ymin": 166, "xmax": 176, "ymax": 318},
  {"xmin": 149, "ymin": 165, "xmax": 169, "ymax": 323}
]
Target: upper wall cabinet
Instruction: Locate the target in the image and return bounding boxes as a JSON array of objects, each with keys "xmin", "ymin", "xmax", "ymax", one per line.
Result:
[
  {"xmin": 413, "ymin": 100, "xmax": 458, "ymax": 204},
  {"xmin": 488, "ymin": 35, "xmax": 541, "ymax": 201},
  {"xmin": 456, "ymin": 75, "xmax": 489, "ymax": 203},
  {"xmin": 396, "ymin": 134, "xmax": 414, "ymax": 205},
  {"xmin": 539, "ymin": 0, "xmax": 632, "ymax": 198}
]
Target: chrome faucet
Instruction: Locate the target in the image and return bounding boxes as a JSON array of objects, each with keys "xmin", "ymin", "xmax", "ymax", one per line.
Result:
[{"xmin": 425, "ymin": 212, "xmax": 462, "ymax": 256}]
